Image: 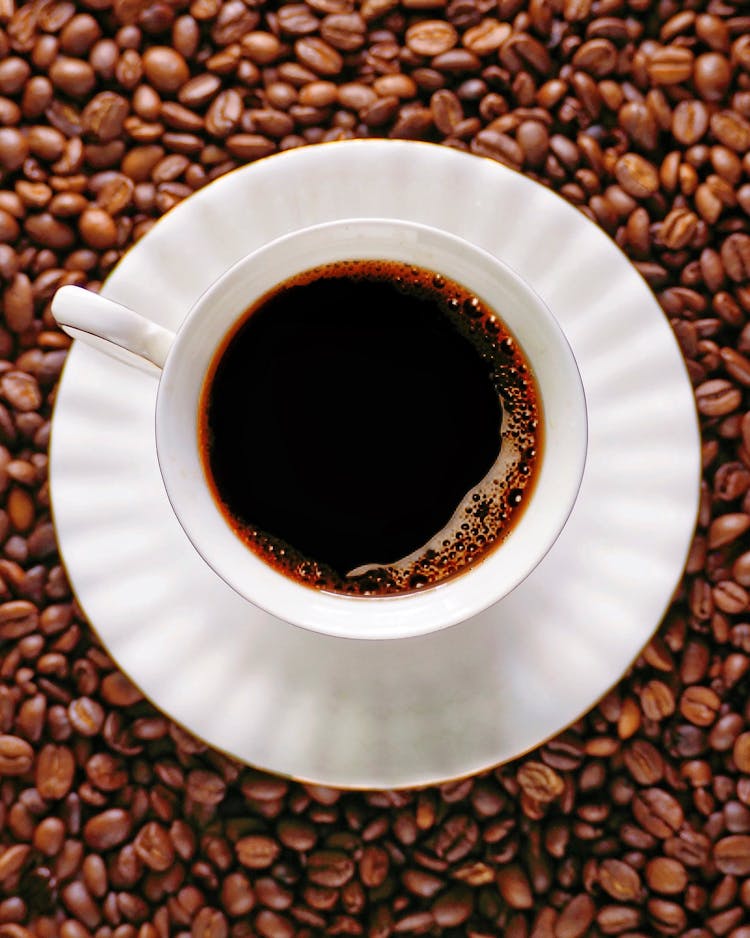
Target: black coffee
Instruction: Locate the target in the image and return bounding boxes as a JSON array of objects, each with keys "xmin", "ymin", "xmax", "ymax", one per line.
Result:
[{"xmin": 199, "ymin": 261, "xmax": 540, "ymax": 596}]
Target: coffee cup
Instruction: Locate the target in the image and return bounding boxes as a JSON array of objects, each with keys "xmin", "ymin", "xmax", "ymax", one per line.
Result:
[{"xmin": 52, "ymin": 218, "xmax": 587, "ymax": 640}]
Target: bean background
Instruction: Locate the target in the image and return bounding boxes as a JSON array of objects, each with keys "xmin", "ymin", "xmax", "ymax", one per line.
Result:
[{"xmin": 1, "ymin": 0, "xmax": 750, "ymax": 935}]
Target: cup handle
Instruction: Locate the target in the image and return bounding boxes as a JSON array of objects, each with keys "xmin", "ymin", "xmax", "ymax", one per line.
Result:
[{"xmin": 51, "ymin": 285, "xmax": 176, "ymax": 370}]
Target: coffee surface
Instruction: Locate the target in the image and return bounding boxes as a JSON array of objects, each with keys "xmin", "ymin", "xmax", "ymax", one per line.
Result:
[{"xmin": 200, "ymin": 261, "xmax": 540, "ymax": 595}]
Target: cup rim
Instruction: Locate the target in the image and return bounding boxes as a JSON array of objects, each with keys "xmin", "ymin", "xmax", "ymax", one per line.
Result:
[{"xmin": 155, "ymin": 218, "xmax": 588, "ymax": 640}]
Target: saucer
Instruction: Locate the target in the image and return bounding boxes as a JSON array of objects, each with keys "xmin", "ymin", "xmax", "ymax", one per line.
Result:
[{"xmin": 50, "ymin": 140, "xmax": 700, "ymax": 789}]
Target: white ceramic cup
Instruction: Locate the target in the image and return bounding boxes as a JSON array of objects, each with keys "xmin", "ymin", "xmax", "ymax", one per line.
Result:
[{"xmin": 52, "ymin": 218, "xmax": 587, "ymax": 640}]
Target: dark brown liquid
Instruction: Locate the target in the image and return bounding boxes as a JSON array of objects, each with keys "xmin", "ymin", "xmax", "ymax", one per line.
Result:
[{"xmin": 199, "ymin": 261, "xmax": 540, "ymax": 596}]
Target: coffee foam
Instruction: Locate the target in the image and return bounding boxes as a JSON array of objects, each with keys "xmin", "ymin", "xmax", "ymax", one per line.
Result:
[{"xmin": 346, "ymin": 404, "xmax": 529, "ymax": 586}]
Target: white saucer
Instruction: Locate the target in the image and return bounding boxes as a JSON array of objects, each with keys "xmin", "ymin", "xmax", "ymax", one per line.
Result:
[{"xmin": 50, "ymin": 141, "xmax": 700, "ymax": 789}]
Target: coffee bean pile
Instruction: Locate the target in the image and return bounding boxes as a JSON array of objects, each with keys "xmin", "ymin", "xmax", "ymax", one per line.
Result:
[{"xmin": 1, "ymin": 0, "xmax": 750, "ymax": 935}]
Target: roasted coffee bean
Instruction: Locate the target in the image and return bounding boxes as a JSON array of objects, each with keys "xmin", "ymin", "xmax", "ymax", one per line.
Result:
[
  {"xmin": 406, "ymin": 20, "xmax": 458, "ymax": 57},
  {"xmin": 307, "ymin": 850, "xmax": 356, "ymax": 887},
  {"xmin": 709, "ymin": 512, "xmax": 750, "ymax": 547},
  {"xmin": 615, "ymin": 153, "xmax": 660, "ymax": 198},
  {"xmin": 142, "ymin": 47, "xmax": 190, "ymax": 93},
  {"xmin": 83, "ymin": 808, "xmax": 132, "ymax": 850},
  {"xmin": 0, "ymin": 734, "xmax": 34, "ymax": 774},
  {"xmin": 645, "ymin": 856, "xmax": 687, "ymax": 894},
  {"xmin": 623, "ymin": 739, "xmax": 664, "ymax": 784},
  {"xmin": 598, "ymin": 858, "xmax": 642, "ymax": 902},
  {"xmin": 35, "ymin": 742, "xmax": 75, "ymax": 799},
  {"xmin": 648, "ymin": 46, "xmax": 694, "ymax": 85},
  {"xmin": 696, "ymin": 380, "xmax": 742, "ymax": 418},
  {"xmin": 660, "ymin": 208, "xmax": 699, "ymax": 250},
  {"xmin": 0, "ymin": 1, "xmax": 750, "ymax": 933},
  {"xmin": 133, "ymin": 821, "xmax": 175, "ymax": 871},
  {"xmin": 673, "ymin": 100, "xmax": 709, "ymax": 146},
  {"xmin": 235, "ymin": 835, "xmax": 281, "ymax": 869},
  {"xmin": 721, "ymin": 234, "xmax": 750, "ymax": 283},
  {"xmin": 294, "ymin": 37, "xmax": 343, "ymax": 76},
  {"xmin": 633, "ymin": 788, "xmax": 684, "ymax": 838},
  {"xmin": 496, "ymin": 864, "xmax": 533, "ymax": 908},
  {"xmin": 359, "ymin": 845, "xmax": 389, "ymax": 888},
  {"xmin": 711, "ymin": 111, "xmax": 750, "ymax": 153},
  {"xmin": 714, "ymin": 835, "xmax": 750, "ymax": 875},
  {"xmin": 680, "ymin": 685, "xmax": 721, "ymax": 726},
  {"xmin": 49, "ymin": 57, "xmax": 96, "ymax": 97}
]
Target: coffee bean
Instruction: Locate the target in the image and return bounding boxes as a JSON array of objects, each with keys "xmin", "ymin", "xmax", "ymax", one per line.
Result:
[
  {"xmin": 623, "ymin": 739, "xmax": 664, "ymax": 784},
  {"xmin": 572, "ymin": 38, "xmax": 617, "ymax": 77},
  {"xmin": 399, "ymin": 867, "xmax": 440, "ymax": 898},
  {"xmin": 640, "ymin": 679, "xmax": 676, "ymax": 720},
  {"xmin": 67, "ymin": 695, "xmax": 105, "ymax": 735},
  {"xmin": 140, "ymin": 47, "xmax": 189, "ymax": 94},
  {"xmin": 0, "ymin": 372, "xmax": 42, "ymax": 412},
  {"xmin": 714, "ymin": 835, "xmax": 750, "ymax": 875},
  {"xmin": 516, "ymin": 761, "xmax": 564, "ymax": 803},
  {"xmin": 0, "ymin": 57, "xmax": 31, "ymax": 95},
  {"xmin": 0, "ymin": 734, "xmax": 33, "ymax": 774},
  {"xmin": 648, "ymin": 46, "xmax": 694, "ymax": 85},
  {"xmin": 49, "ymin": 57, "xmax": 96, "ymax": 97},
  {"xmin": 633, "ymin": 788, "xmax": 684, "ymax": 838},
  {"xmin": 294, "ymin": 37, "xmax": 343, "ymax": 76},
  {"xmin": 307, "ymin": 849, "xmax": 355, "ymax": 887},
  {"xmin": 219, "ymin": 870, "xmax": 255, "ymax": 916},
  {"xmin": 615, "ymin": 153, "xmax": 660, "ymax": 198},
  {"xmin": 552, "ymin": 893, "xmax": 594, "ymax": 938},
  {"xmin": 235, "ymin": 835, "xmax": 280, "ymax": 869},
  {"xmin": 319, "ymin": 13, "xmax": 366, "ymax": 51},
  {"xmin": 711, "ymin": 111, "xmax": 750, "ymax": 152},
  {"xmin": 185, "ymin": 768, "xmax": 226, "ymax": 805},
  {"xmin": 225, "ymin": 134, "xmax": 276, "ymax": 160},
  {"xmin": 709, "ymin": 512, "xmax": 750, "ymax": 547},
  {"xmin": 430, "ymin": 88, "xmax": 462, "ymax": 134},
  {"xmin": 731, "ymin": 732, "xmax": 750, "ymax": 774},
  {"xmin": 133, "ymin": 821, "xmax": 175, "ymax": 871},
  {"xmin": 709, "ymin": 713, "xmax": 742, "ymax": 755},
  {"xmin": 432, "ymin": 884, "xmax": 472, "ymax": 926},
  {"xmin": 205, "ymin": 89, "xmax": 242, "ymax": 138},
  {"xmin": 359, "ymin": 845, "xmax": 389, "ymax": 887},
  {"xmin": 596, "ymin": 904, "xmax": 642, "ymax": 933},
  {"xmin": 99, "ymin": 670, "xmax": 142, "ymax": 706},
  {"xmin": 648, "ymin": 896, "xmax": 687, "ymax": 932},
  {"xmin": 679, "ymin": 685, "xmax": 721, "ymax": 726},
  {"xmin": 0, "ymin": 273, "xmax": 32, "ymax": 335},
  {"xmin": 496, "ymin": 864, "xmax": 533, "ymax": 908},
  {"xmin": 431, "ymin": 813, "xmax": 478, "ymax": 861},
  {"xmin": 721, "ymin": 348, "xmax": 750, "ymax": 387},
  {"xmin": 620, "ymin": 101, "xmax": 659, "ymax": 150},
  {"xmin": 721, "ymin": 233, "xmax": 750, "ymax": 282},
  {"xmin": 665, "ymin": 827, "xmax": 711, "ymax": 871},
  {"xmin": 406, "ymin": 20, "xmax": 458, "ymax": 57},
  {"xmin": 83, "ymin": 808, "xmax": 132, "ymax": 850},
  {"xmin": 645, "ymin": 856, "xmax": 687, "ymax": 895},
  {"xmin": 694, "ymin": 53, "xmax": 732, "ymax": 102},
  {"xmin": 696, "ymin": 380, "xmax": 743, "ymax": 418},
  {"xmin": 598, "ymin": 858, "xmax": 642, "ymax": 902},
  {"xmin": 1, "ymin": 2, "xmax": 750, "ymax": 933},
  {"xmin": 463, "ymin": 19, "xmax": 511, "ymax": 55},
  {"xmin": 78, "ymin": 208, "xmax": 118, "ymax": 250},
  {"xmin": 660, "ymin": 208, "xmax": 699, "ymax": 249},
  {"xmin": 35, "ymin": 742, "xmax": 74, "ymax": 799},
  {"xmin": 24, "ymin": 214, "xmax": 75, "ymax": 250},
  {"xmin": 191, "ymin": 907, "xmax": 228, "ymax": 938},
  {"xmin": 714, "ymin": 580, "xmax": 748, "ymax": 614}
]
